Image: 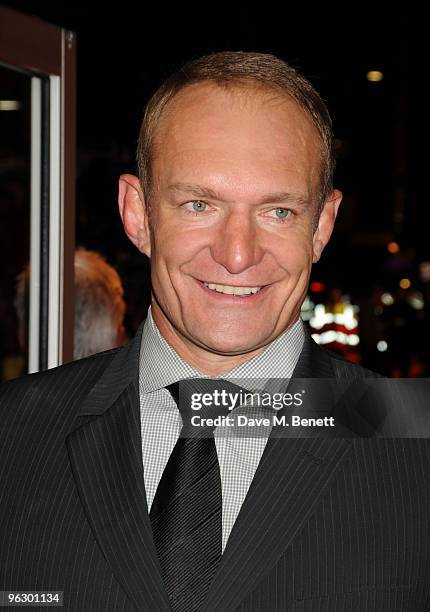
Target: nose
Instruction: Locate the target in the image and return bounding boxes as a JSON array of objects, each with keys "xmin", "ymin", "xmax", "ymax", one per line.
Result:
[{"xmin": 210, "ymin": 210, "xmax": 264, "ymax": 275}]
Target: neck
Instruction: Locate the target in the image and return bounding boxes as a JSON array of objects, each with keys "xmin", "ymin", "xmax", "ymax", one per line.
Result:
[{"xmin": 150, "ymin": 302, "xmax": 271, "ymax": 376}]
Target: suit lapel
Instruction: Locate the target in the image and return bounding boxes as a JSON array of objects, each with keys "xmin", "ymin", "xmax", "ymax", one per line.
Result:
[
  {"xmin": 203, "ymin": 332, "xmax": 354, "ymax": 612},
  {"xmin": 66, "ymin": 325, "xmax": 171, "ymax": 612},
  {"xmin": 65, "ymin": 322, "xmax": 368, "ymax": 612}
]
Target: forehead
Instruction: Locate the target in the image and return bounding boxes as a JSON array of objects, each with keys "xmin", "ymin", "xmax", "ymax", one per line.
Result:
[{"xmin": 152, "ymin": 82, "xmax": 322, "ymax": 195}]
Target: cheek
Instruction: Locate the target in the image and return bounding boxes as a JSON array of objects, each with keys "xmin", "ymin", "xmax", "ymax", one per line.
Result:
[
  {"xmin": 151, "ymin": 227, "xmax": 206, "ymax": 277},
  {"xmin": 270, "ymin": 235, "xmax": 314, "ymax": 276},
  {"xmin": 151, "ymin": 219, "xmax": 184, "ymax": 261}
]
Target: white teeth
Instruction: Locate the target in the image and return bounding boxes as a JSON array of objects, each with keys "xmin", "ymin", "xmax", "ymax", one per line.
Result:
[{"xmin": 204, "ymin": 283, "xmax": 262, "ymax": 296}]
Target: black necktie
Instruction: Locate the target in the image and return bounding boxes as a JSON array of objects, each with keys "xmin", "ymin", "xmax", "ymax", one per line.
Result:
[{"xmin": 149, "ymin": 379, "xmax": 232, "ymax": 612}]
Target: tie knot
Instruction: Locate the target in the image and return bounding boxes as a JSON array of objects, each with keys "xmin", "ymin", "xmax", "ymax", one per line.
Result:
[{"xmin": 166, "ymin": 378, "xmax": 246, "ymax": 436}]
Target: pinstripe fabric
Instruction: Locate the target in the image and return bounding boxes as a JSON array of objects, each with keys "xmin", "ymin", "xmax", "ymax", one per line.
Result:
[
  {"xmin": 0, "ymin": 351, "xmax": 140, "ymax": 611},
  {"xmin": 232, "ymin": 438, "xmax": 430, "ymax": 611},
  {"xmin": 1, "ymin": 323, "xmax": 430, "ymax": 611}
]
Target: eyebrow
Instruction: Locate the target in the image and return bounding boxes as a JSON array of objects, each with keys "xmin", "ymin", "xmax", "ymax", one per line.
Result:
[{"xmin": 167, "ymin": 182, "xmax": 310, "ymax": 208}]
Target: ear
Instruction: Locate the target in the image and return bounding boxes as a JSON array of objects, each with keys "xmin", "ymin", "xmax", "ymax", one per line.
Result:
[
  {"xmin": 312, "ymin": 189, "xmax": 343, "ymax": 263},
  {"xmin": 115, "ymin": 324, "xmax": 126, "ymax": 348},
  {"xmin": 118, "ymin": 173, "xmax": 151, "ymax": 257}
]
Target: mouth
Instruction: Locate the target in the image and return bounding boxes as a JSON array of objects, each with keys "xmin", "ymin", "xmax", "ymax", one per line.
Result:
[{"xmin": 195, "ymin": 279, "xmax": 269, "ymax": 300}]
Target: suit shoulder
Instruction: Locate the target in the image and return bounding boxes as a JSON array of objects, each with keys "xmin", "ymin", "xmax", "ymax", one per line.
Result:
[
  {"xmin": 325, "ymin": 349, "xmax": 382, "ymax": 379},
  {"xmin": 0, "ymin": 348, "xmax": 120, "ymax": 429}
]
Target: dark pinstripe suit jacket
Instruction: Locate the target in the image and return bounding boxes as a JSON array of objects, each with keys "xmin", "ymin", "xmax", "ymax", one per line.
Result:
[{"xmin": 1, "ymin": 324, "xmax": 430, "ymax": 611}]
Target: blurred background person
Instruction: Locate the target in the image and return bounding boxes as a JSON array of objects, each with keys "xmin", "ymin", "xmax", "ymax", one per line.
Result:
[{"xmin": 8, "ymin": 248, "xmax": 126, "ymax": 378}]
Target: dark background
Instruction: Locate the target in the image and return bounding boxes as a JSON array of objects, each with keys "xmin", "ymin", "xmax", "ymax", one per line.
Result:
[{"xmin": 1, "ymin": 4, "xmax": 428, "ymax": 376}]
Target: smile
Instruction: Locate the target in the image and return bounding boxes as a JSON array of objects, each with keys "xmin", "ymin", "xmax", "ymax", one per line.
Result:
[{"xmin": 203, "ymin": 282, "xmax": 262, "ymax": 296}]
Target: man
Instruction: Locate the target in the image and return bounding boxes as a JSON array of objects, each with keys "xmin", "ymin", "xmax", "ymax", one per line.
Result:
[
  {"xmin": 1, "ymin": 52, "xmax": 429, "ymax": 612},
  {"xmin": 14, "ymin": 248, "xmax": 126, "ymax": 362}
]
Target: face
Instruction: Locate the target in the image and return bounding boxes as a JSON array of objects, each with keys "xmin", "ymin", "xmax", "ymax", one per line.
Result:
[{"xmin": 120, "ymin": 83, "xmax": 341, "ymax": 363}]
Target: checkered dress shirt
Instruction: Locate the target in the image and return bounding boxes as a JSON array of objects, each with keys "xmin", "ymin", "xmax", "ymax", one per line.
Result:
[{"xmin": 139, "ymin": 306, "xmax": 304, "ymax": 552}]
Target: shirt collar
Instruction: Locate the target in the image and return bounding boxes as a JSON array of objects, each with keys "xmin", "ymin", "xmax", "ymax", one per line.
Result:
[{"xmin": 139, "ymin": 305, "xmax": 304, "ymax": 393}]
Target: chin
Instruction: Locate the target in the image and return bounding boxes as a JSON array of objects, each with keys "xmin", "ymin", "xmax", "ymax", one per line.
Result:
[{"xmin": 190, "ymin": 327, "xmax": 269, "ymax": 357}]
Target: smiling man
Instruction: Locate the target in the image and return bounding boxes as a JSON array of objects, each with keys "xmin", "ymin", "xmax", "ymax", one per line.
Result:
[
  {"xmin": 119, "ymin": 73, "xmax": 341, "ymax": 372},
  {"xmin": 1, "ymin": 52, "xmax": 430, "ymax": 612}
]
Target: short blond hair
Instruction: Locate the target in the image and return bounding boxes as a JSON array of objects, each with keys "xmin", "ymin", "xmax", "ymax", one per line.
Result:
[{"xmin": 137, "ymin": 51, "xmax": 335, "ymax": 211}]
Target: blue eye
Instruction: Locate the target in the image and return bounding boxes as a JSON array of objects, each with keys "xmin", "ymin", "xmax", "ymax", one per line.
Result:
[
  {"xmin": 190, "ymin": 200, "xmax": 207, "ymax": 212},
  {"xmin": 275, "ymin": 208, "xmax": 290, "ymax": 219}
]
